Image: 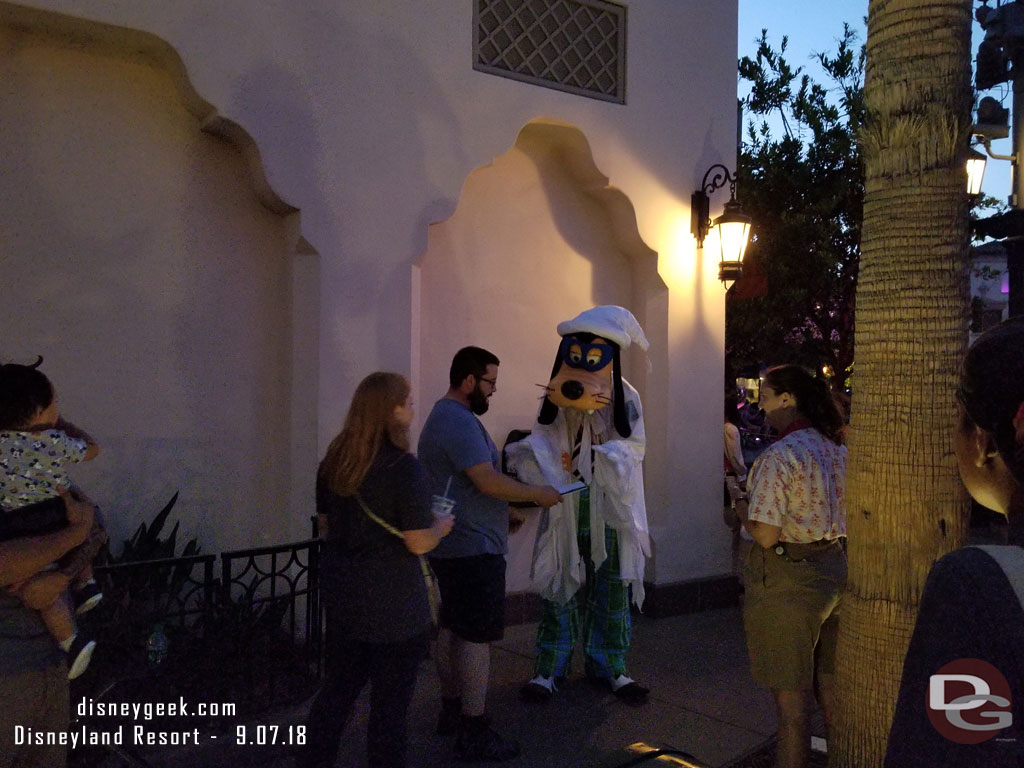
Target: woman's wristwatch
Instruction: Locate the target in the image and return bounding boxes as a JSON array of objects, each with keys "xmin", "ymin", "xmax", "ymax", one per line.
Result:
[{"xmin": 730, "ymin": 493, "xmax": 748, "ymax": 512}]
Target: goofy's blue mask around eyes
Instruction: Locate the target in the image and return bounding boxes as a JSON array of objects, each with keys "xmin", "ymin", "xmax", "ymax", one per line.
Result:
[{"xmin": 559, "ymin": 336, "xmax": 615, "ymax": 372}]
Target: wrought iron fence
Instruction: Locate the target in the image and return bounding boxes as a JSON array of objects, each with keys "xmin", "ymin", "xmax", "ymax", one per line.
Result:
[
  {"xmin": 95, "ymin": 552, "xmax": 217, "ymax": 635},
  {"xmin": 82, "ymin": 538, "xmax": 324, "ymax": 717},
  {"xmin": 221, "ymin": 537, "xmax": 324, "ymax": 700}
]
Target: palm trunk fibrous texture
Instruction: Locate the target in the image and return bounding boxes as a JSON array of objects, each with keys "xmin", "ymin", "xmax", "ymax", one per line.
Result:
[{"xmin": 833, "ymin": 1, "xmax": 973, "ymax": 766}]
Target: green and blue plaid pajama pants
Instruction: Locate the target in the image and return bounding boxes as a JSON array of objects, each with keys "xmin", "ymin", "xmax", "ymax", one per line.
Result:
[{"xmin": 533, "ymin": 490, "xmax": 631, "ymax": 679}]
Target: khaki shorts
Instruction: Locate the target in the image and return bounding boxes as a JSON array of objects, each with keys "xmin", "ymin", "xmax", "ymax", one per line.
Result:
[{"xmin": 742, "ymin": 540, "xmax": 846, "ymax": 690}]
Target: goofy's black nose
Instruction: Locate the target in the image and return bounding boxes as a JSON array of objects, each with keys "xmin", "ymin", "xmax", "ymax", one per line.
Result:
[{"xmin": 560, "ymin": 380, "xmax": 584, "ymax": 400}]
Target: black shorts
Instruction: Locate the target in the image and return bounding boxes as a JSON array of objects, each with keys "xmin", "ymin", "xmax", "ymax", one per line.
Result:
[{"xmin": 428, "ymin": 553, "xmax": 506, "ymax": 644}]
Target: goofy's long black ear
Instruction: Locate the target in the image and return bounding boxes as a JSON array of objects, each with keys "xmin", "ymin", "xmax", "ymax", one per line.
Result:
[
  {"xmin": 538, "ymin": 397, "xmax": 558, "ymax": 425},
  {"xmin": 611, "ymin": 345, "xmax": 631, "ymax": 438},
  {"xmin": 537, "ymin": 350, "xmax": 563, "ymax": 425}
]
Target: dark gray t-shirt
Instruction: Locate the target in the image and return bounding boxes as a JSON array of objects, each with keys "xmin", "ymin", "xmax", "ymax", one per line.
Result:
[
  {"xmin": 417, "ymin": 398, "xmax": 509, "ymax": 558},
  {"xmin": 0, "ymin": 589, "xmax": 63, "ymax": 673},
  {"xmin": 318, "ymin": 442, "xmax": 435, "ymax": 642}
]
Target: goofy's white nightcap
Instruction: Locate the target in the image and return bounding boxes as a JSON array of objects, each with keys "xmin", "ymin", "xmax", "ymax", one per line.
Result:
[{"xmin": 556, "ymin": 305, "xmax": 649, "ymax": 351}]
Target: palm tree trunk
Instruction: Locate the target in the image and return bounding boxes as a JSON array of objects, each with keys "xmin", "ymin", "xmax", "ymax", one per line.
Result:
[{"xmin": 832, "ymin": 1, "xmax": 973, "ymax": 765}]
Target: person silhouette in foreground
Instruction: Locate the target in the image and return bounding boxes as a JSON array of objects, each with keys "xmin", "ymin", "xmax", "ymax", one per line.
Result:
[{"xmin": 886, "ymin": 317, "xmax": 1024, "ymax": 767}]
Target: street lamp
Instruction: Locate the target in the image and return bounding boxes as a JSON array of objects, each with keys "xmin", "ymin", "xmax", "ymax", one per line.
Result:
[
  {"xmin": 967, "ymin": 147, "xmax": 988, "ymax": 196},
  {"xmin": 691, "ymin": 164, "xmax": 752, "ymax": 284}
]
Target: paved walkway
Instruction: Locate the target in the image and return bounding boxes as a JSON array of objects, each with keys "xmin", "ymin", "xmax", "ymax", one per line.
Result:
[
  {"xmin": 111, "ymin": 606, "xmax": 780, "ymax": 768},
  {"xmin": 80, "ymin": 526, "xmax": 1011, "ymax": 767},
  {"xmin": 438, "ymin": 606, "xmax": 777, "ymax": 768},
  {"xmin": 409, "ymin": 607, "xmax": 776, "ymax": 768}
]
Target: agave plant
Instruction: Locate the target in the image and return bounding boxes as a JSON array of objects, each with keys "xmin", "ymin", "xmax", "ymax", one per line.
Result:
[
  {"xmin": 102, "ymin": 491, "xmax": 200, "ymax": 565},
  {"xmin": 82, "ymin": 493, "xmax": 207, "ymax": 686}
]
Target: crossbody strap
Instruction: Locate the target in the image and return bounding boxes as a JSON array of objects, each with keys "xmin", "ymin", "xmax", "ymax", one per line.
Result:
[
  {"xmin": 355, "ymin": 493, "xmax": 402, "ymax": 539},
  {"xmin": 355, "ymin": 493, "xmax": 439, "ymax": 624},
  {"xmin": 972, "ymin": 545, "xmax": 1024, "ymax": 610}
]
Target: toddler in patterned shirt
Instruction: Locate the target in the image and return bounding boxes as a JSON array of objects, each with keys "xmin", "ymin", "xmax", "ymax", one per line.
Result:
[{"xmin": 0, "ymin": 360, "xmax": 107, "ymax": 679}]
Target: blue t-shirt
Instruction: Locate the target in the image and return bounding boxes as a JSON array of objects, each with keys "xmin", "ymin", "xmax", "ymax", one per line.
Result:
[{"xmin": 417, "ymin": 398, "xmax": 509, "ymax": 558}]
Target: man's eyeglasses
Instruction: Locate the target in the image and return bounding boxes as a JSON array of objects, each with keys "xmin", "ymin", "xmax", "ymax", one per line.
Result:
[{"xmin": 479, "ymin": 376, "xmax": 498, "ymax": 387}]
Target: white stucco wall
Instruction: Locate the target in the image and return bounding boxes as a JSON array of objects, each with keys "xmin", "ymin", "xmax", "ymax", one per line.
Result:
[
  {"xmin": 0, "ymin": 22, "xmax": 311, "ymax": 552},
  {"xmin": 415, "ymin": 120, "xmax": 668, "ymax": 591},
  {"xmin": 5, "ymin": 0, "xmax": 739, "ymax": 585}
]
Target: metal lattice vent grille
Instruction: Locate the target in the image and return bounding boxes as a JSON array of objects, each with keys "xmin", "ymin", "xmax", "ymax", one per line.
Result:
[{"xmin": 474, "ymin": 0, "xmax": 626, "ymax": 104}]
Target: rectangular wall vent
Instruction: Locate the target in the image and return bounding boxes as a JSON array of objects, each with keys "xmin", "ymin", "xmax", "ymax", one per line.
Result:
[{"xmin": 474, "ymin": 0, "xmax": 626, "ymax": 104}]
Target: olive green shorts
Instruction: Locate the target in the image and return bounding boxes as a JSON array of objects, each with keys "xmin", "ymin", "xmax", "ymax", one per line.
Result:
[{"xmin": 742, "ymin": 540, "xmax": 846, "ymax": 691}]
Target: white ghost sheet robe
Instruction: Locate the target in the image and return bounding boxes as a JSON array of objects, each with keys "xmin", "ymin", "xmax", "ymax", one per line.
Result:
[{"xmin": 505, "ymin": 378, "xmax": 650, "ymax": 608}]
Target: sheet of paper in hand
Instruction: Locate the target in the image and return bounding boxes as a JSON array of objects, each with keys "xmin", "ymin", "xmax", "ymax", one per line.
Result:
[{"xmin": 556, "ymin": 480, "xmax": 588, "ymax": 495}]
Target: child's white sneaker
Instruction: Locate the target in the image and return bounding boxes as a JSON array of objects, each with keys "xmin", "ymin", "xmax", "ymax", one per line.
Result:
[
  {"xmin": 62, "ymin": 632, "xmax": 97, "ymax": 680},
  {"xmin": 73, "ymin": 579, "xmax": 103, "ymax": 615}
]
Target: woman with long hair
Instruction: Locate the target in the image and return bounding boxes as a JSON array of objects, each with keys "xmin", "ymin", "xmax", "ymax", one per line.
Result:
[
  {"xmin": 728, "ymin": 364, "xmax": 846, "ymax": 768},
  {"xmin": 885, "ymin": 318, "xmax": 1024, "ymax": 765},
  {"xmin": 302, "ymin": 372, "xmax": 454, "ymax": 768}
]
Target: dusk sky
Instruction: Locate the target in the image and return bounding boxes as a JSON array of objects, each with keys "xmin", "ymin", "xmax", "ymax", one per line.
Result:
[{"xmin": 737, "ymin": 1, "xmax": 1011, "ymax": 208}]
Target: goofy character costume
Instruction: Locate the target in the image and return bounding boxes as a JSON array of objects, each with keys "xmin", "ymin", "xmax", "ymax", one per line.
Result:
[{"xmin": 506, "ymin": 305, "xmax": 650, "ymax": 704}]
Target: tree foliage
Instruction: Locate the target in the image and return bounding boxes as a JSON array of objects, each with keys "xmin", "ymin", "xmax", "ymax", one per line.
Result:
[{"xmin": 728, "ymin": 26, "xmax": 865, "ymax": 386}]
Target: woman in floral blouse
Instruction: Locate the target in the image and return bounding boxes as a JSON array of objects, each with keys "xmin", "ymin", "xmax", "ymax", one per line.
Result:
[{"xmin": 729, "ymin": 364, "xmax": 846, "ymax": 768}]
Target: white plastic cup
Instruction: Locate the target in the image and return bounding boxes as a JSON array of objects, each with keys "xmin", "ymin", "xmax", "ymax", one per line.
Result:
[{"xmin": 431, "ymin": 495, "xmax": 455, "ymax": 518}]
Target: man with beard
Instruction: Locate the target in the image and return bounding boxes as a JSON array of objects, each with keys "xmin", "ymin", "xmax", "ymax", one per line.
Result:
[{"xmin": 418, "ymin": 346, "xmax": 561, "ymax": 762}]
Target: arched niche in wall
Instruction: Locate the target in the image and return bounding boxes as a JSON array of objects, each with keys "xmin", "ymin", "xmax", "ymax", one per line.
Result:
[
  {"xmin": 413, "ymin": 118, "xmax": 668, "ymax": 593},
  {"xmin": 0, "ymin": 3, "xmax": 319, "ymax": 552}
]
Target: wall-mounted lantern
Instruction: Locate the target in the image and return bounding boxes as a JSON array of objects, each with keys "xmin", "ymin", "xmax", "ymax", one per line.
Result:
[
  {"xmin": 967, "ymin": 147, "xmax": 988, "ymax": 196},
  {"xmin": 691, "ymin": 164, "xmax": 752, "ymax": 284}
]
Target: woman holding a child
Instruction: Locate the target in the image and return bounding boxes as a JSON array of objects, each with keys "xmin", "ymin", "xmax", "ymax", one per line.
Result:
[
  {"xmin": 0, "ymin": 360, "xmax": 104, "ymax": 768},
  {"xmin": 0, "ymin": 361, "xmax": 106, "ymax": 682}
]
